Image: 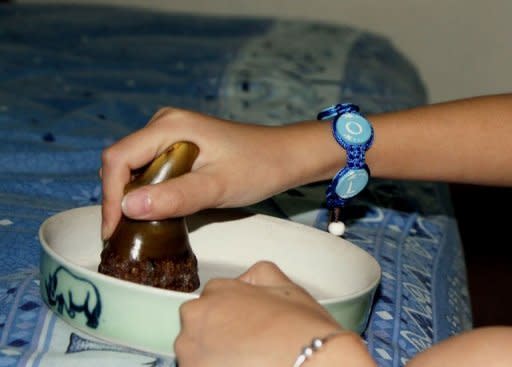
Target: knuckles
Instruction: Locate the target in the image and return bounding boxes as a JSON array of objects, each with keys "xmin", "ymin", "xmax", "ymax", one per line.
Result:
[
  {"xmin": 250, "ymin": 260, "xmax": 281, "ymax": 272},
  {"xmin": 179, "ymin": 298, "xmax": 201, "ymax": 324},
  {"xmin": 202, "ymin": 278, "xmax": 232, "ymax": 292},
  {"xmin": 101, "ymin": 144, "xmax": 121, "ymax": 168},
  {"xmin": 150, "ymin": 107, "xmax": 194, "ymax": 129}
]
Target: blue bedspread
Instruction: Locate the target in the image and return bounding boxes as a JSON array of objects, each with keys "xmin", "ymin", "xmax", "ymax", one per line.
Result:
[{"xmin": 0, "ymin": 4, "xmax": 471, "ymax": 367}]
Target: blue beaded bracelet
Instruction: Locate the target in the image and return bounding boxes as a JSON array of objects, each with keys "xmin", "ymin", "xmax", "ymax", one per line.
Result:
[{"xmin": 317, "ymin": 103, "xmax": 374, "ymax": 235}]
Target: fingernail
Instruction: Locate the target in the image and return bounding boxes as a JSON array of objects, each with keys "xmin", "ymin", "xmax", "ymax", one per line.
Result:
[{"xmin": 122, "ymin": 190, "xmax": 151, "ymax": 218}]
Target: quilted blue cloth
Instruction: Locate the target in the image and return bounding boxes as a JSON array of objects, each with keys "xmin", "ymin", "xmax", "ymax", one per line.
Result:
[{"xmin": 0, "ymin": 4, "xmax": 471, "ymax": 367}]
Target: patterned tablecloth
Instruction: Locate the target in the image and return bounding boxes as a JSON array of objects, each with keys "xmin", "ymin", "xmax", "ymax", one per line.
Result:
[{"xmin": 0, "ymin": 4, "xmax": 472, "ymax": 367}]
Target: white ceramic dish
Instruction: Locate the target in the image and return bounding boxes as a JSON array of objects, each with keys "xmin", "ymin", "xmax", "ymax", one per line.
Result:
[{"xmin": 39, "ymin": 205, "xmax": 381, "ymax": 356}]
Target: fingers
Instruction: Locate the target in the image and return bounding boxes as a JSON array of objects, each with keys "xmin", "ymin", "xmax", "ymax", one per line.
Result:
[
  {"xmin": 100, "ymin": 106, "xmax": 269, "ymax": 239},
  {"xmin": 121, "ymin": 168, "xmax": 224, "ymax": 219},
  {"xmin": 237, "ymin": 261, "xmax": 292, "ymax": 286},
  {"xmin": 237, "ymin": 262, "xmax": 325, "ymax": 314},
  {"xmin": 100, "ymin": 108, "xmax": 200, "ymax": 239},
  {"xmin": 101, "ymin": 147, "xmax": 132, "ymax": 240}
]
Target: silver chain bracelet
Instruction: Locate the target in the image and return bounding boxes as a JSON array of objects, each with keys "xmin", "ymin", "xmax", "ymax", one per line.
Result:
[{"xmin": 292, "ymin": 331, "xmax": 346, "ymax": 367}]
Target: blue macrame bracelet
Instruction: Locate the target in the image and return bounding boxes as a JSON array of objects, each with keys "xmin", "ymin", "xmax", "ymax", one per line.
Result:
[{"xmin": 317, "ymin": 103, "xmax": 374, "ymax": 235}]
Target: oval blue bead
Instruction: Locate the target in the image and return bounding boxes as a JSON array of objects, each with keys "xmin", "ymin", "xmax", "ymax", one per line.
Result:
[
  {"xmin": 334, "ymin": 113, "xmax": 372, "ymax": 145},
  {"xmin": 335, "ymin": 168, "xmax": 369, "ymax": 199}
]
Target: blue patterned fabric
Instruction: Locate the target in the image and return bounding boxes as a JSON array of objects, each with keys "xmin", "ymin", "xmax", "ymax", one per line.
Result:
[{"xmin": 0, "ymin": 4, "xmax": 471, "ymax": 367}]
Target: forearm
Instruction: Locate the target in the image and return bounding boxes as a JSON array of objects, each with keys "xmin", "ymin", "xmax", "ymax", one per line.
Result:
[
  {"xmin": 369, "ymin": 94, "xmax": 512, "ymax": 186},
  {"xmin": 101, "ymin": 94, "xmax": 512, "ymax": 231},
  {"xmin": 407, "ymin": 327, "xmax": 512, "ymax": 367},
  {"xmin": 278, "ymin": 94, "xmax": 512, "ymax": 187}
]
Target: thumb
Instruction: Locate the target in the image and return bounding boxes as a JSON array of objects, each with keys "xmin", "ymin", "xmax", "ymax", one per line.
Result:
[
  {"xmin": 238, "ymin": 261, "xmax": 293, "ymax": 287},
  {"xmin": 121, "ymin": 170, "xmax": 222, "ymax": 219}
]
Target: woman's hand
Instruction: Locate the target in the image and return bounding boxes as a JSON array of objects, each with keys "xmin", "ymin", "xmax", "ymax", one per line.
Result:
[
  {"xmin": 100, "ymin": 108, "xmax": 313, "ymax": 240},
  {"xmin": 175, "ymin": 261, "xmax": 345, "ymax": 367}
]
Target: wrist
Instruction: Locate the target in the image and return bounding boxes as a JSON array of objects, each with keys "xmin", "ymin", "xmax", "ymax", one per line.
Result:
[
  {"xmin": 294, "ymin": 331, "xmax": 376, "ymax": 367},
  {"xmin": 276, "ymin": 121, "xmax": 346, "ymax": 188}
]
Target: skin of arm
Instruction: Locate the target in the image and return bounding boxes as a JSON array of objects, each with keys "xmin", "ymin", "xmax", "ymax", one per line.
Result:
[
  {"xmin": 176, "ymin": 261, "xmax": 512, "ymax": 367},
  {"xmin": 407, "ymin": 326, "xmax": 512, "ymax": 367},
  {"xmin": 366, "ymin": 93, "xmax": 512, "ymax": 186},
  {"xmin": 175, "ymin": 261, "xmax": 377, "ymax": 367},
  {"xmin": 100, "ymin": 93, "xmax": 512, "ymax": 366},
  {"xmin": 101, "ymin": 93, "xmax": 512, "ymax": 239}
]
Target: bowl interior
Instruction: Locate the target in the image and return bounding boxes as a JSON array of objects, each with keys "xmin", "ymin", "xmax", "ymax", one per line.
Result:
[{"xmin": 41, "ymin": 206, "xmax": 381, "ymax": 303}]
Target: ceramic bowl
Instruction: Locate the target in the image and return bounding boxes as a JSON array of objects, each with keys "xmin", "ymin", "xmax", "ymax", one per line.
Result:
[{"xmin": 39, "ymin": 205, "xmax": 381, "ymax": 356}]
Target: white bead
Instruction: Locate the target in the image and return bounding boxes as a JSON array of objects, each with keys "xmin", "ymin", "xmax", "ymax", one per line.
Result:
[
  {"xmin": 303, "ymin": 346, "xmax": 314, "ymax": 357},
  {"xmin": 312, "ymin": 338, "xmax": 324, "ymax": 349},
  {"xmin": 328, "ymin": 221, "xmax": 345, "ymax": 236}
]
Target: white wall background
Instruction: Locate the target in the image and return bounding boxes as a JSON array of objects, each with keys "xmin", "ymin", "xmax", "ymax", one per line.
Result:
[{"xmin": 21, "ymin": 0, "xmax": 512, "ymax": 103}]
